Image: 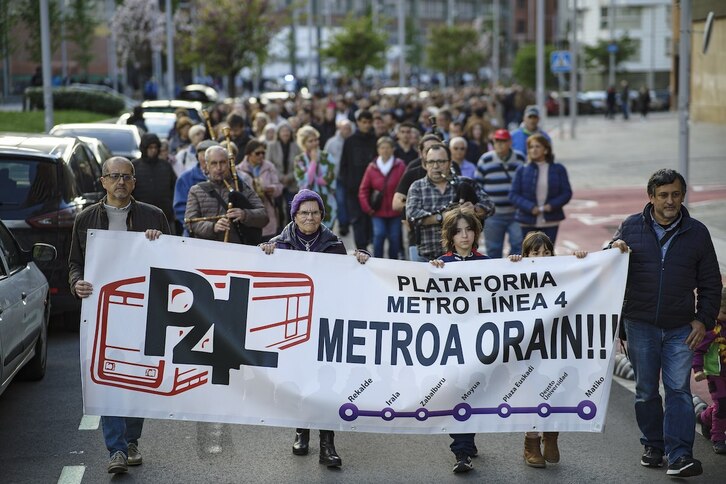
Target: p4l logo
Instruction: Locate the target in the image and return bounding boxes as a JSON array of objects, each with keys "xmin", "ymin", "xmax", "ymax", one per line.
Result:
[{"xmin": 91, "ymin": 268, "xmax": 314, "ymax": 395}]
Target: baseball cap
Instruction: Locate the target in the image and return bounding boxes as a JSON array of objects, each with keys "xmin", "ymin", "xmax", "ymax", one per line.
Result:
[
  {"xmin": 524, "ymin": 105, "xmax": 540, "ymax": 117},
  {"xmin": 493, "ymin": 129, "xmax": 511, "ymax": 141}
]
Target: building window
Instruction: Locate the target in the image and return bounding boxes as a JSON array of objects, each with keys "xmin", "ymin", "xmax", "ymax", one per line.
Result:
[
  {"xmin": 601, "ymin": 6, "xmax": 643, "ymax": 30},
  {"xmin": 665, "ymin": 38, "xmax": 672, "ymax": 57},
  {"xmin": 630, "ymin": 38, "xmax": 642, "ymax": 63},
  {"xmin": 517, "ymin": 19, "xmax": 526, "ymax": 34}
]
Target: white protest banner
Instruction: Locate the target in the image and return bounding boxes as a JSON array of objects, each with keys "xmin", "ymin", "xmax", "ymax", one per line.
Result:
[{"xmin": 81, "ymin": 230, "xmax": 629, "ymax": 434}]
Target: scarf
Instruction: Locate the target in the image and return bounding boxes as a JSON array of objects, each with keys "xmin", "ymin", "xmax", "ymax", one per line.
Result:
[{"xmin": 376, "ymin": 156, "xmax": 394, "ymax": 176}]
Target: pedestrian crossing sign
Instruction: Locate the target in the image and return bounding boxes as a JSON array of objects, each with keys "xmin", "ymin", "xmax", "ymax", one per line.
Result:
[{"xmin": 550, "ymin": 51, "xmax": 572, "ymax": 73}]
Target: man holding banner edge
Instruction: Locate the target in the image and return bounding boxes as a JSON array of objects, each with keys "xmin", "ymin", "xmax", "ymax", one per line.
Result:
[{"xmin": 610, "ymin": 168, "xmax": 722, "ymax": 478}]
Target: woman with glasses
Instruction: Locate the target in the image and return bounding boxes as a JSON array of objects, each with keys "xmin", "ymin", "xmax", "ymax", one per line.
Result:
[
  {"xmin": 509, "ymin": 133, "xmax": 572, "ymax": 245},
  {"xmin": 237, "ymin": 140, "xmax": 283, "ymax": 241},
  {"xmin": 294, "ymin": 125, "xmax": 337, "ymax": 228},
  {"xmin": 259, "ymin": 189, "xmax": 369, "ymax": 469}
]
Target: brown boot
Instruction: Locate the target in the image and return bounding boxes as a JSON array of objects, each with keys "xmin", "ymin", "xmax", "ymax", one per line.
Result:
[
  {"xmin": 524, "ymin": 435, "xmax": 546, "ymax": 468},
  {"xmin": 542, "ymin": 432, "xmax": 560, "ymax": 463}
]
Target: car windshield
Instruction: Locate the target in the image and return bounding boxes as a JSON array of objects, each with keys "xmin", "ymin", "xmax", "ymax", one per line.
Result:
[
  {"xmin": 0, "ymin": 159, "xmax": 60, "ymax": 210},
  {"xmin": 54, "ymin": 129, "xmax": 137, "ymax": 155}
]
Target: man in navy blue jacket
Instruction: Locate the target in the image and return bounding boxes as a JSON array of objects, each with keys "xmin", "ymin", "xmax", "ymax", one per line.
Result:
[{"xmin": 611, "ymin": 168, "xmax": 722, "ymax": 478}]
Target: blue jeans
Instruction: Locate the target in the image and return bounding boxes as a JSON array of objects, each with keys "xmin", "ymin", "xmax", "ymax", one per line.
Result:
[
  {"xmin": 372, "ymin": 216, "xmax": 401, "ymax": 259},
  {"xmin": 102, "ymin": 416, "xmax": 144, "ymax": 457},
  {"xmin": 449, "ymin": 433, "xmax": 476, "ymax": 457},
  {"xmin": 624, "ymin": 319, "xmax": 695, "ymax": 464},
  {"xmin": 335, "ymin": 179, "xmax": 349, "ymax": 230},
  {"xmin": 483, "ymin": 212, "xmax": 522, "ymax": 258}
]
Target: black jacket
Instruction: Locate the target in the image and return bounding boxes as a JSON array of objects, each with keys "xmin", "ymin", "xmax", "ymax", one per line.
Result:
[
  {"xmin": 132, "ymin": 133, "xmax": 177, "ymax": 226},
  {"xmin": 339, "ymin": 130, "xmax": 377, "ymax": 197},
  {"xmin": 612, "ymin": 204, "xmax": 721, "ymax": 330},
  {"xmin": 68, "ymin": 197, "xmax": 170, "ymax": 296}
]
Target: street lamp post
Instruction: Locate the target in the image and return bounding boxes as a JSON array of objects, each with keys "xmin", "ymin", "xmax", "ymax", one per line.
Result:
[
  {"xmin": 536, "ymin": 0, "xmax": 545, "ymax": 118},
  {"xmin": 678, "ymin": 0, "xmax": 691, "ymax": 204},
  {"xmin": 40, "ymin": 0, "xmax": 53, "ymax": 132},
  {"xmin": 608, "ymin": 0, "xmax": 615, "ymax": 87}
]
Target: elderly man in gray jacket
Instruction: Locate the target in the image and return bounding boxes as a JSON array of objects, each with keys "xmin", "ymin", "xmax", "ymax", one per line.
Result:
[{"xmin": 185, "ymin": 145, "xmax": 268, "ymax": 245}]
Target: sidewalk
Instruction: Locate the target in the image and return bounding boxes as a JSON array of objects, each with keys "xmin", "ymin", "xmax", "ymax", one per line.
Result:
[{"xmin": 549, "ymin": 111, "xmax": 725, "ymax": 410}]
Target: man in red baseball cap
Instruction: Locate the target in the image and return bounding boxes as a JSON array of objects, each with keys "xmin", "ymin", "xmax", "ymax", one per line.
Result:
[{"xmin": 474, "ymin": 127, "xmax": 526, "ymax": 258}]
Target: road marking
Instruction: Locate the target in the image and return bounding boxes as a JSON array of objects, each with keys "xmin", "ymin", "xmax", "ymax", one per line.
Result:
[
  {"xmin": 78, "ymin": 415, "xmax": 100, "ymax": 430},
  {"xmin": 57, "ymin": 466, "xmax": 84, "ymax": 484},
  {"xmin": 560, "ymin": 239, "xmax": 580, "ymax": 252}
]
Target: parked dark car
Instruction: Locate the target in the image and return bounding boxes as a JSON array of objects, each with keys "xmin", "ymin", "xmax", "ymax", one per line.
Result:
[
  {"xmin": 0, "ymin": 218, "xmax": 56, "ymax": 397},
  {"xmin": 0, "ymin": 134, "xmax": 104, "ymax": 325}
]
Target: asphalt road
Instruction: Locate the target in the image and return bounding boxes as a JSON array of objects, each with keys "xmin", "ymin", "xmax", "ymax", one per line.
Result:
[
  {"xmin": 1, "ymin": 111, "xmax": 724, "ymax": 484},
  {"xmin": 0, "ymin": 326, "xmax": 723, "ymax": 484}
]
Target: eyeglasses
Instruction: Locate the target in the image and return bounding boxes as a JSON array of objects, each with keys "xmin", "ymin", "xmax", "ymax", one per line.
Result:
[
  {"xmin": 103, "ymin": 173, "xmax": 135, "ymax": 182},
  {"xmin": 297, "ymin": 210, "xmax": 322, "ymax": 219},
  {"xmin": 253, "ymin": 151, "xmax": 266, "ymax": 156},
  {"xmin": 425, "ymin": 159, "xmax": 450, "ymax": 167}
]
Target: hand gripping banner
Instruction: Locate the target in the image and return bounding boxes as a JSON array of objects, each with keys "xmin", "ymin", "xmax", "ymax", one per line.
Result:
[{"xmin": 80, "ymin": 230, "xmax": 629, "ymax": 434}]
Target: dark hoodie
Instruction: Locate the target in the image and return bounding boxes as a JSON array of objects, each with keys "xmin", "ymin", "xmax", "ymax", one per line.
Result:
[{"xmin": 132, "ymin": 133, "xmax": 177, "ymax": 230}]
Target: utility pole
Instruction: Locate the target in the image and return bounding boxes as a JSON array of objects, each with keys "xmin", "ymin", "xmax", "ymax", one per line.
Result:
[
  {"xmin": 165, "ymin": 0, "xmax": 174, "ymax": 98},
  {"xmin": 106, "ymin": 0, "xmax": 118, "ymax": 92},
  {"xmin": 678, "ymin": 0, "xmax": 691, "ymax": 203},
  {"xmin": 60, "ymin": 0, "xmax": 67, "ymax": 82},
  {"xmin": 608, "ymin": 0, "xmax": 615, "ymax": 87},
  {"xmin": 648, "ymin": 5, "xmax": 656, "ymax": 89},
  {"xmin": 492, "ymin": 0, "xmax": 499, "ymax": 87},
  {"xmin": 569, "ymin": 0, "xmax": 578, "ymax": 139},
  {"xmin": 40, "ymin": 0, "xmax": 53, "ymax": 132},
  {"xmin": 397, "ymin": 0, "xmax": 405, "ymax": 87},
  {"xmin": 536, "ymin": 0, "xmax": 545, "ymax": 119},
  {"xmin": 306, "ymin": 0, "xmax": 313, "ymax": 89}
]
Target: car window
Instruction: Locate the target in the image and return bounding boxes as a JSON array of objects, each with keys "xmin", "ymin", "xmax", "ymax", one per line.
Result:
[
  {"xmin": 0, "ymin": 223, "xmax": 24, "ymax": 274},
  {"xmin": 71, "ymin": 146, "xmax": 100, "ymax": 194},
  {"xmin": 60, "ymin": 159, "xmax": 79, "ymax": 202},
  {"xmin": 56, "ymin": 129, "xmax": 138, "ymax": 155},
  {"xmin": 0, "ymin": 159, "xmax": 58, "ymax": 210}
]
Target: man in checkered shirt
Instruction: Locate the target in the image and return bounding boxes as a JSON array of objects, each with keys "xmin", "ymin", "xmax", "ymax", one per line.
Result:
[{"xmin": 405, "ymin": 143, "xmax": 494, "ymax": 261}]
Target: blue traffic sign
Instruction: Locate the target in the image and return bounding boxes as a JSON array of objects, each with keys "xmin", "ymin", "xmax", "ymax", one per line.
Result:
[
  {"xmin": 607, "ymin": 43, "xmax": 619, "ymax": 54},
  {"xmin": 550, "ymin": 51, "xmax": 572, "ymax": 73}
]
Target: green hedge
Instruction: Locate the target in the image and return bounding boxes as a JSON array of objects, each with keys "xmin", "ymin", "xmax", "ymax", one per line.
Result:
[{"xmin": 24, "ymin": 87, "xmax": 125, "ymax": 116}]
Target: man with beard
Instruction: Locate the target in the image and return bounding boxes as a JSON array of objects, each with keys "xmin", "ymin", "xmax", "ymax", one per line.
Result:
[
  {"xmin": 406, "ymin": 143, "xmax": 494, "ymax": 261},
  {"xmin": 185, "ymin": 145, "xmax": 268, "ymax": 245},
  {"xmin": 131, "ymin": 133, "xmax": 177, "ymax": 233}
]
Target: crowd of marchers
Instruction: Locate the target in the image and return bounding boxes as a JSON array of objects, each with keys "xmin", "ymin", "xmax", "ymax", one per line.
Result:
[{"xmin": 68, "ymin": 85, "xmax": 723, "ymax": 478}]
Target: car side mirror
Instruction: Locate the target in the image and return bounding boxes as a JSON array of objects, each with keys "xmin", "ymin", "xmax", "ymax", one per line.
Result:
[{"xmin": 32, "ymin": 243, "xmax": 57, "ymax": 263}]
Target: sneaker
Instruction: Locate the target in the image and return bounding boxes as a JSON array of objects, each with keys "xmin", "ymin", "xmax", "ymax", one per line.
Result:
[
  {"xmin": 666, "ymin": 456, "xmax": 703, "ymax": 477},
  {"xmin": 714, "ymin": 441, "xmax": 726, "ymax": 454},
  {"xmin": 452, "ymin": 453, "xmax": 473, "ymax": 473},
  {"xmin": 107, "ymin": 450, "xmax": 128, "ymax": 474},
  {"xmin": 127, "ymin": 442, "xmax": 142, "ymax": 466},
  {"xmin": 640, "ymin": 446, "xmax": 664, "ymax": 468},
  {"xmin": 696, "ymin": 410, "xmax": 711, "ymax": 440}
]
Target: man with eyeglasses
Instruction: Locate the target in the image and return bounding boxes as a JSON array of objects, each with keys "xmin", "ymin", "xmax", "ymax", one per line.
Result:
[
  {"xmin": 69, "ymin": 156, "xmax": 170, "ymax": 475},
  {"xmin": 185, "ymin": 145, "xmax": 268, "ymax": 245},
  {"xmin": 405, "ymin": 143, "xmax": 494, "ymax": 262}
]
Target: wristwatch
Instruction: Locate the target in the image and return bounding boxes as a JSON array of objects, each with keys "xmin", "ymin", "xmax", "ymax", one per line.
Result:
[{"xmin": 435, "ymin": 212, "xmax": 443, "ymax": 223}]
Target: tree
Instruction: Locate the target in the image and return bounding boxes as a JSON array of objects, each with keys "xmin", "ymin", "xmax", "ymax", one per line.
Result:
[
  {"xmin": 424, "ymin": 25, "xmax": 486, "ymax": 86},
  {"xmin": 512, "ymin": 43, "xmax": 558, "ymax": 90},
  {"xmin": 319, "ymin": 14, "xmax": 387, "ymax": 82},
  {"xmin": 174, "ymin": 0, "xmax": 280, "ymax": 98},
  {"xmin": 111, "ymin": 0, "xmax": 165, "ymax": 75},
  {"xmin": 16, "ymin": 0, "xmax": 62, "ymax": 63},
  {"xmin": 65, "ymin": 0, "xmax": 99, "ymax": 76},
  {"xmin": 583, "ymin": 35, "xmax": 637, "ymax": 72}
]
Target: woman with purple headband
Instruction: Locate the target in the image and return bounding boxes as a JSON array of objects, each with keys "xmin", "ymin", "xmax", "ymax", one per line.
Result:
[{"xmin": 259, "ymin": 189, "xmax": 369, "ymax": 469}]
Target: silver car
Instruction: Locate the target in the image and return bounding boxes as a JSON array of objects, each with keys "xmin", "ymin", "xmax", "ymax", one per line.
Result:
[{"xmin": 0, "ymin": 219, "xmax": 56, "ymax": 397}]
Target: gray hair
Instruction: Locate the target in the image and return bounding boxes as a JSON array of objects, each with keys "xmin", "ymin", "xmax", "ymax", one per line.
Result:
[
  {"xmin": 205, "ymin": 145, "xmax": 229, "ymax": 160},
  {"xmin": 102, "ymin": 156, "xmax": 134, "ymax": 175},
  {"xmin": 450, "ymin": 136, "xmax": 468, "ymax": 148}
]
